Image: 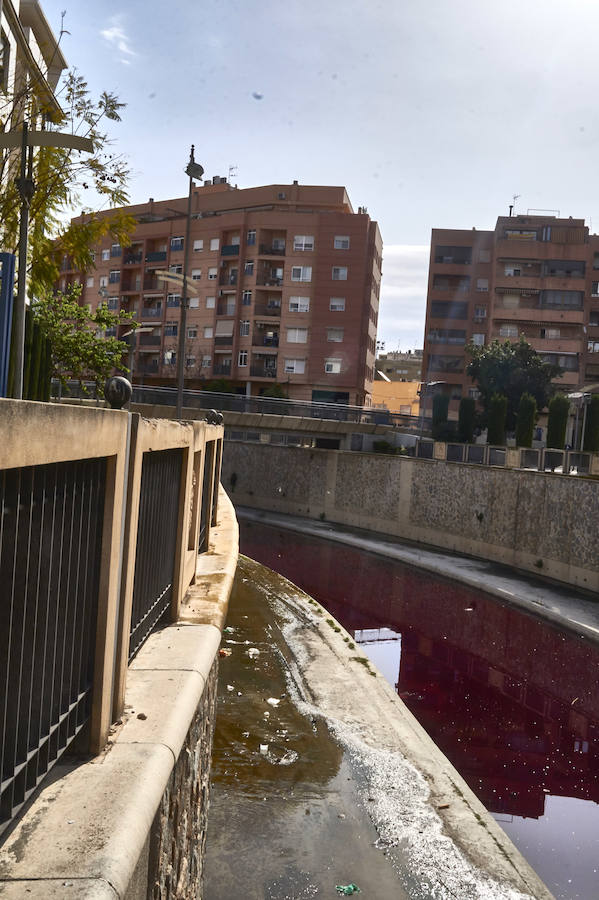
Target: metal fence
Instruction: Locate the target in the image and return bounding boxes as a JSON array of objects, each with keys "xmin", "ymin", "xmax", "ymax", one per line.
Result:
[
  {"xmin": 129, "ymin": 449, "xmax": 183, "ymax": 660},
  {"xmin": 0, "ymin": 459, "xmax": 106, "ymax": 836}
]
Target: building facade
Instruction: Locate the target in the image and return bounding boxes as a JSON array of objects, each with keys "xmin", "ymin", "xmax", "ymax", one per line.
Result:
[
  {"xmin": 64, "ymin": 181, "xmax": 382, "ymax": 405},
  {"xmin": 422, "ymin": 214, "xmax": 599, "ymax": 416}
]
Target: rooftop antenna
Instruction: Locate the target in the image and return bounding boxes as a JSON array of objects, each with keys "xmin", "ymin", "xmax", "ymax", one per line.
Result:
[
  {"xmin": 228, "ymin": 164, "xmax": 238, "ymax": 182},
  {"xmin": 509, "ymin": 194, "xmax": 520, "ymax": 217}
]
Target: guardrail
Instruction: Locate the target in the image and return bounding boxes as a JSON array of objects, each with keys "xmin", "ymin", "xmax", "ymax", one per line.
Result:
[{"xmin": 0, "ymin": 400, "xmax": 224, "ymax": 837}]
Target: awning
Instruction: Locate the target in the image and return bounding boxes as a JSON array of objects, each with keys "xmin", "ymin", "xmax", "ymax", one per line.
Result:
[{"xmin": 215, "ymin": 320, "xmax": 234, "ymax": 337}]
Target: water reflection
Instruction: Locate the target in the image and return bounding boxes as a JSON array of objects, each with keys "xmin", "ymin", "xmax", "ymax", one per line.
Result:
[{"xmin": 240, "ymin": 519, "xmax": 599, "ymax": 900}]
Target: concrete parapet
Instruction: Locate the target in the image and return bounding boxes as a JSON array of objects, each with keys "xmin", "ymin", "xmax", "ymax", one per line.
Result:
[{"xmin": 0, "ymin": 488, "xmax": 238, "ymax": 899}]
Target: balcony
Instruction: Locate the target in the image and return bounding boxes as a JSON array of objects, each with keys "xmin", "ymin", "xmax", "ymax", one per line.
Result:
[
  {"xmin": 121, "ymin": 278, "xmax": 141, "ymax": 292},
  {"xmin": 250, "ymin": 364, "xmax": 277, "ymax": 378},
  {"xmin": 213, "ymin": 363, "xmax": 232, "ymax": 376},
  {"xmin": 259, "ymin": 244, "xmax": 285, "ymax": 256},
  {"xmin": 143, "ymin": 278, "xmax": 164, "ymax": 291},
  {"xmin": 219, "ymin": 273, "xmax": 238, "ymax": 286},
  {"xmin": 139, "ymin": 334, "xmax": 161, "ymax": 347},
  {"xmin": 140, "ymin": 307, "xmax": 163, "ymax": 319},
  {"xmin": 252, "ymin": 333, "xmax": 279, "ymax": 348},
  {"xmin": 123, "ymin": 252, "xmax": 142, "ymax": 265},
  {"xmin": 138, "ymin": 359, "xmax": 159, "ymax": 374},
  {"xmin": 145, "ymin": 251, "xmax": 167, "ymax": 263},
  {"xmin": 254, "ymin": 302, "xmax": 281, "ymax": 317},
  {"xmin": 256, "ymin": 275, "xmax": 283, "ymax": 287},
  {"xmin": 217, "ymin": 303, "xmax": 236, "ymax": 316},
  {"xmin": 492, "ymin": 305, "xmax": 584, "ymax": 324},
  {"xmin": 221, "ymin": 245, "xmax": 240, "ymax": 256},
  {"xmin": 214, "ymin": 336, "xmax": 233, "ymax": 347}
]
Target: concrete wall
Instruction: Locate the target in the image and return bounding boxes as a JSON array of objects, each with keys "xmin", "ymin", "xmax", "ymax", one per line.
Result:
[{"xmin": 222, "ymin": 441, "xmax": 599, "ymax": 593}]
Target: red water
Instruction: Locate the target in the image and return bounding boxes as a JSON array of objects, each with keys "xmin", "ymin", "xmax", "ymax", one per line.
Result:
[{"xmin": 240, "ymin": 518, "xmax": 599, "ymax": 900}]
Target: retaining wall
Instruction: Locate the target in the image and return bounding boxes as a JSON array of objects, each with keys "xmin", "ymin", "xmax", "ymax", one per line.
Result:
[{"xmin": 222, "ymin": 441, "xmax": 599, "ymax": 593}]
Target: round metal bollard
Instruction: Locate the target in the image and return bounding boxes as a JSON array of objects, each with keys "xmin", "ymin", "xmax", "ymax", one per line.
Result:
[{"xmin": 105, "ymin": 376, "xmax": 132, "ymax": 410}]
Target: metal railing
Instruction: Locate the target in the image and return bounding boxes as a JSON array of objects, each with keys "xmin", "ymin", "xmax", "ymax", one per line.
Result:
[
  {"xmin": 129, "ymin": 449, "xmax": 183, "ymax": 660},
  {"xmin": 0, "ymin": 458, "xmax": 106, "ymax": 836}
]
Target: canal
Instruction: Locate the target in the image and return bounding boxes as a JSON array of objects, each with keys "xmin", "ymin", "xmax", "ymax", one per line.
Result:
[{"xmin": 238, "ymin": 516, "xmax": 599, "ymax": 900}]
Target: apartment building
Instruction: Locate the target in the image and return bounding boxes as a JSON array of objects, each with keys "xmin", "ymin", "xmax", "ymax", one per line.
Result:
[
  {"xmin": 422, "ymin": 214, "xmax": 599, "ymax": 414},
  {"xmin": 64, "ymin": 181, "xmax": 382, "ymax": 405}
]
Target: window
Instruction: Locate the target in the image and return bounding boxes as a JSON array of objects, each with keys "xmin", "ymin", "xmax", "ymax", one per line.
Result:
[
  {"xmin": 86, "ymin": 276, "xmax": 94, "ymax": 288},
  {"xmin": 186, "ymin": 356, "xmax": 196, "ymax": 367},
  {"xmin": 332, "ymin": 266, "xmax": 347, "ymax": 280},
  {"xmin": 206, "ymin": 296, "xmax": 215, "ymax": 308},
  {"xmin": 169, "ymin": 264, "xmax": 182, "ymax": 275},
  {"xmin": 499, "ymin": 324, "xmax": 519, "ymax": 338},
  {"xmin": 541, "ymin": 328, "xmax": 560, "ymax": 339},
  {"xmin": 167, "ymin": 293, "xmax": 180, "ymax": 307},
  {"xmin": 238, "ymin": 351, "xmax": 248, "ymax": 366},
  {"xmin": 334, "ymin": 235, "xmax": 350, "ymax": 250},
  {"xmin": 192, "ymin": 268, "xmax": 201, "ymax": 280},
  {"xmin": 111, "ymin": 243, "xmax": 121, "ymax": 257},
  {"xmin": 210, "ymin": 238, "xmax": 220, "ymax": 251},
  {"xmin": 592, "ymin": 282, "xmax": 599, "ymax": 297},
  {"xmin": 289, "ymin": 296, "xmax": 310, "ymax": 312},
  {"xmin": 201, "ymin": 356, "xmax": 212, "ymax": 367},
  {"xmin": 474, "ymin": 306, "xmax": 487, "ymax": 321},
  {"xmin": 504, "ymin": 264, "xmax": 521, "ymax": 276},
  {"xmin": 187, "ymin": 326, "xmax": 198, "ymax": 338},
  {"xmin": 278, "ymin": 191, "xmax": 286, "ymax": 200},
  {"xmin": 272, "ymin": 238, "xmax": 285, "ymax": 251},
  {"xmin": 590, "ymin": 311, "xmax": 599, "ymax": 326},
  {"xmin": 287, "ymin": 327, "xmax": 308, "ymax": 343},
  {"xmin": 247, "ymin": 229, "xmax": 256, "ymax": 245},
  {"xmin": 189, "ymin": 297, "xmax": 200, "ymax": 309},
  {"xmin": 244, "ymin": 260, "xmax": 254, "ymax": 275},
  {"xmin": 164, "ymin": 350, "xmax": 176, "ymax": 365},
  {"xmin": 107, "ymin": 297, "xmax": 118, "ymax": 310},
  {"xmin": 193, "ymin": 239, "xmax": 204, "ymax": 252},
  {"xmin": 472, "ymin": 333, "xmax": 485, "ymax": 346},
  {"xmin": 291, "ymin": 265, "xmax": 312, "ymax": 282},
  {"xmin": 478, "ymin": 249, "xmax": 491, "ymax": 263},
  {"xmin": 324, "ymin": 358, "xmax": 341, "ymax": 374},
  {"xmin": 109, "ymin": 270, "xmax": 120, "ymax": 283},
  {"xmin": 330, "ymin": 297, "xmax": 345, "ymax": 311},
  {"xmin": 204, "ymin": 326, "xmax": 214, "ymax": 338},
  {"xmin": 294, "ymin": 235, "xmax": 314, "ymax": 251},
  {"xmin": 588, "ymin": 342, "xmax": 599, "ymax": 353},
  {"xmin": 240, "ymin": 320, "xmax": 250, "ymax": 336},
  {"xmin": 242, "ymin": 290, "xmax": 252, "ymax": 305},
  {"xmin": 208, "ymin": 267, "xmax": 217, "ymax": 280},
  {"xmin": 327, "ymin": 327, "xmax": 344, "ymax": 342},
  {"xmin": 164, "ymin": 321, "xmax": 178, "ymax": 336},
  {"xmin": 171, "ymin": 236, "xmax": 184, "ymax": 251},
  {"xmin": 284, "ymin": 358, "xmax": 305, "ymax": 374},
  {"xmin": 469, "ymin": 387, "xmax": 481, "ymax": 399},
  {"xmin": 102, "ymin": 249, "xmax": 110, "ymax": 261},
  {"xmin": 434, "ymin": 245, "xmax": 472, "ymax": 265},
  {"xmin": 476, "ymin": 278, "xmax": 488, "ymax": 292},
  {"xmin": 540, "ymin": 290, "xmax": 583, "ymax": 309},
  {"xmin": 99, "ymin": 275, "xmax": 108, "ymax": 288}
]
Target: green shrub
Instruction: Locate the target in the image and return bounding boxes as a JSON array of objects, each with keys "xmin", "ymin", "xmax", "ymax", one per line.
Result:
[
  {"xmin": 372, "ymin": 439, "xmax": 397, "ymax": 455},
  {"xmin": 487, "ymin": 393, "xmax": 507, "ymax": 445},
  {"xmin": 547, "ymin": 393, "xmax": 570, "ymax": 449},
  {"xmin": 583, "ymin": 395, "xmax": 599, "ymax": 452},
  {"xmin": 458, "ymin": 396, "xmax": 476, "ymax": 443},
  {"xmin": 515, "ymin": 392, "xmax": 537, "ymax": 448}
]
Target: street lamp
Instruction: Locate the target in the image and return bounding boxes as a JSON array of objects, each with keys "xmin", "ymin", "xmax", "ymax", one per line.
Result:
[
  {"xmin": 121, "ymin": 326, "xmax": 153, "ymax": 378},
  {"xmin": 176, "ymin": 146, "xmax": 204, "ymax": 419}
]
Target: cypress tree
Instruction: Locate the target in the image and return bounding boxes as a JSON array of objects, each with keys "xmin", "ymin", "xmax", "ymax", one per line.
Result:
[
  {"xmin": 515, "ymin": 392, "xmax": 537, "ymax": 448},
  {"xmin": 487, "ymin": 393, "xmax": 507, "ymax": 445},
  {"xmin": 432, "ymin": 393, "xmax": 450, "ymax": 440},
  {"xmin": 583, "ymin": 395, "xmax": 599, "ymax": 452},
  {"xmin": 546, "ymin": 394, "xmax": 570, "ymax": 449},
  {"xmin": 458, "ymin": 396, "xmax": 476, "ymax": 443}
]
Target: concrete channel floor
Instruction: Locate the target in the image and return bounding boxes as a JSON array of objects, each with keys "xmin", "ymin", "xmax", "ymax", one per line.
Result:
[
  {"xmin": 204, "ymin": 546, "xmax": 554, "ymax": 900},
  {"xmin": 236, "ymin": 507, "xmax": 599, "ymax": 647}
]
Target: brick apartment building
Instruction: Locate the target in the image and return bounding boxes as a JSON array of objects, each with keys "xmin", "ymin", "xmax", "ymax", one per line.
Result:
[
  {"xmin": 62, "ymin": 180, "xmax": 382, "ymax": 405},
  {"xmin": 422, "ymin": 214, "xmax": 599, "ymax": 416}
]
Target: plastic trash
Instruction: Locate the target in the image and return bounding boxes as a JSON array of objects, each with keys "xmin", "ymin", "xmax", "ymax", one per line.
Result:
[
  {"xmin": 336, "ymin": 885, "xmax": 360, "ymax": 896},
  {"xmin": 226, "ymin": 684, "xmax": 234, "ymax": 692},
  {"xmin": 259, "ymin": 744, "xmax": 269, "ymax": 755},
  {"xmin": 218, "ymin": 648, "xmax": 232, "ymax": 658},
  {"xmin": 224, "ymin": 626, "xmax": 235, "ymax": 633},
  {"xmin": 266, "ymin": 697, "xmax": 280, "ymax": 706},
  {"xmin": 247, "ymin": 647, "xmax": 260, "ymax": 659}
]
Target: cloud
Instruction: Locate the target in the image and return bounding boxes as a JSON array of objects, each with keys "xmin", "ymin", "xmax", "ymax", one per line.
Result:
[
  {"xmin": 100, "ymin": 16, "xmax": 137, "ymax": 65},
  {"xmin": 378, "ymin": 244, "xmax": 430, "ymax": 352}
]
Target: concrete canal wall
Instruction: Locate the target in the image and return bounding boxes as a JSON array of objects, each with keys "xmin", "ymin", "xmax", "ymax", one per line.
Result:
[{"xmin": 222, "ymin": 441, "xmax": 599, "ymax": 594}]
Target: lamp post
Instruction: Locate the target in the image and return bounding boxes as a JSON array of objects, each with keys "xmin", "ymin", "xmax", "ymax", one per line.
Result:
[
  {"xmin": 121, "ymin": 326, "xmax": 153, "ymax": 378},
  {"xmin": 176, "ymin": 146, "xmax": 204, "ymax": 419}
]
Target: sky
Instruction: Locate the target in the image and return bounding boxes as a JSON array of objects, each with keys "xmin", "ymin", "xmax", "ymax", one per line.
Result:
[{"xmin": 41, "ymin": 0, "xmax": 599, "ymax": 351}]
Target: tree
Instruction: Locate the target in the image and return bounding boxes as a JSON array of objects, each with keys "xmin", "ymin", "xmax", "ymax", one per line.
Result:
[
  {"xmin": 583, "ymin": 395, "xmax": 599, "ymax": 452},
  {"xmin": 458, "ymin": 396, "xmax": 476, "ymax": 443},
  {"xmin": 0, "ymin": 68, "xmax": 135, "ymax": 295},
  {"xmin": 466, "ymin": 338, "xmax": 561, "ymax": 432},
  {"xmin": 515, "ymin": 392, "xmax": 537, "ymax": 448},
  {"xmin": 487, "ymin": 393, "xmax": 508, "ymax": 445},
  {"xmin": 28, "ymin": 286, "xmax": 135, "ymax": 393},
  {"xmin": 432, "ymin": 393, "xmax": 449, "ymax": 439},
  {"xmin": 546, "ymin": 394, "xmax": 570, "ymax": 449}
]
